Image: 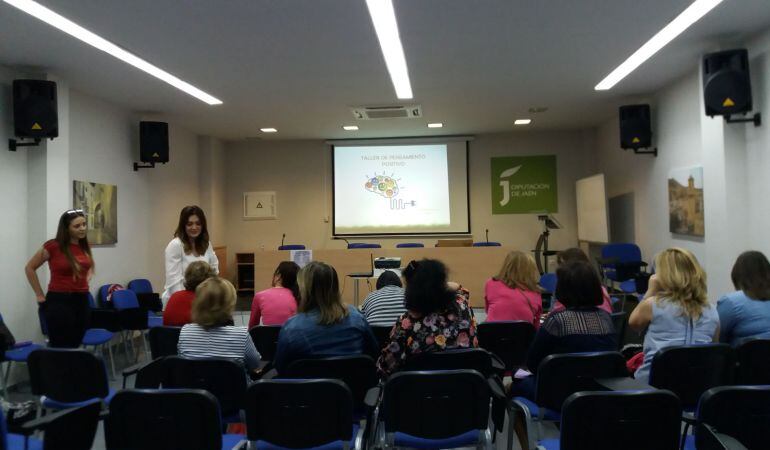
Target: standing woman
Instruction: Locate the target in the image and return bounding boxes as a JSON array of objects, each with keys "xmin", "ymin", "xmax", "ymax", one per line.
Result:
[
  {"xmin": 25, "ymin": 209, "xmax": 94, "ymax": 348},
  {"xmin": 162, "ymin": 206, "xmax": 219, "ymax": 304}
]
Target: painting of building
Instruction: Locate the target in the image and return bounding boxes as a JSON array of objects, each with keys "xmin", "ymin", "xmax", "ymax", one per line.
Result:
[
  {"xmin": 668, "ymin": 167, "xmax": 705, "ymax": 237},
  {"xmin": 73, "ymin": 180, "xmax": 118, "ymax": 245}
]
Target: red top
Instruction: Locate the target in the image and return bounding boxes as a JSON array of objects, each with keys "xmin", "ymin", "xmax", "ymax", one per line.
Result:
[
  {"xmin": 484, "ymin": 279, "xmax": 543, "ymax": 328},
  {"xmin": 163, "ymin": 290, "xmax": 195, "ymax": 326},
  {"xmin": 248, "ymin": 287, "xmax": 298, "ymax": 328},
  {"xmin": 44, "ymin": 240, "xmax": 91, "ymax": 292}
]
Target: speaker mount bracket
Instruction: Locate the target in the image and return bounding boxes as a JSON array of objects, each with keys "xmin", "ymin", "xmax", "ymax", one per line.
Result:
[
  {"xmin": 8, "ymin": 138, "xmax": 42, "ymax": 152},
  {"xmin": 624, "ymin": 147, "xmax": 658, "ymax": 157},
  {"xmin": 133, "ymin": 162, "xmax": 156, "ymax": 171},
  {"xmin": 724, "ymin": 112, "xmax": 761, "ymax": 127}
]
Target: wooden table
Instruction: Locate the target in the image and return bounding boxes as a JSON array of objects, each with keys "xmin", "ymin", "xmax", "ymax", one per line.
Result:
[{"xmin": 250, "ymin": 246, "xmax": 514, "ymax": 308}]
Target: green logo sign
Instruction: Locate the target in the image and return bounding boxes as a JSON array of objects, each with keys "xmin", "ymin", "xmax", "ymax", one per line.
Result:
[{"xmin": 491, "ymin": 155, "xmax": 557, "ymax": 214}]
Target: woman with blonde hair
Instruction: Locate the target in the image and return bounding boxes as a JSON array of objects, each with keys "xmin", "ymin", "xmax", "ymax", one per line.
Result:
[
  {"xmin": 177, "ymin": 277, "xmax": 261, "ymax": 373},
  {"xmin": 484, "ymin": 251, "xmax": 543, "ymax": 326},
  {"xmin": 629, "ymin": 248, "xmax": 719, "ymax": 381},
  {"xmin": 274, "ymin": 261, "xmax": 378, "ymax": 374}
]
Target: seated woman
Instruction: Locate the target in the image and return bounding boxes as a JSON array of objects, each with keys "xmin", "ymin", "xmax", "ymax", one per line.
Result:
[
  {"xmin": 361, "ymin": 270, "xmax": 406, "ymax": 327},
  {"xmin": 550, "ymin": 248, "xmax": 613, "ymax": 314},
  {"xmin": 163, "ymin": 261, "xmax": 216, "ymax": 326},
  {"xmin": 248, "ymin": 261, "xmax": 300, "ymax": 328},
  {"xmin": 377, "ymin": 259, "xmax": 478, "ymax": 377},
  {"xmin": 718, "ymin": 251, "xmax": 770, "ymax": 346},
  {"xmin": 177, "ymin": 277, "xmax": 261, "ymax": 373},
  {"xmin": 629, "ymin": 248, "xmax": 719, "ymax": 381},
  {"xmin": 484, "ymin": 251, "xmax": 542, "ymax": 327},
  {"xmin": 273, "ymin": 261, "xmax": 378, "ymax": 374}
]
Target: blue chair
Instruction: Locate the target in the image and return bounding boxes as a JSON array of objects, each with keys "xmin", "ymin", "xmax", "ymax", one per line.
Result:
[
  {"xmin": 82, "ymin": 293, "xmax": 116, "ymax": 379},
  {"xmin": 600, "ymin": 243, "xmax": 647, "ymax": 283},
  {"xmin": 539, "ymin": 273, "xmax": 557, "ymax": 293},
  {"xmin": 0, "ymin": 313, "xmax": 44, "ymax": 397},
  {"xmin": 2, "ymin": 399, "xmax": 101, "ymax": 450},
  {"xmin": 127, "ymin": 279, "xmax": 153, "ymax": 294},
  {"xmin": 539, "ymin": 390, "xmax": 681, "ymax": 450},
  {"xmin": 28, "ymin": 348, "xmax": 115, "ymax": 411},
  {"xmin": 396, "ymin": 243, "xmax": 424, "ymax": 248},
  {"xmin": 347, "ymin": 243, "xmax": 381, "ymax": 249},
  {"xmin": 111, "ymin": 290, "xmax": 153, "ymax": 359},
  {"xmin": 105, "ymin": 389, "xmax": 244, "ymax": 450},
  {"xmin": 278, "ymin": 244, "xmax": 306, "ymax": 250},
  {"xmin": 473, "ymin": 242, "xmax": 502, "ymax": 247}
]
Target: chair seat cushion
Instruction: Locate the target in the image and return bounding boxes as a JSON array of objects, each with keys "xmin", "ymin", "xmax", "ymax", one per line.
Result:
[
  {"xmin": 42, "ymin": 388, "xmax": 115, "ymax": 409},
  {"xmin": 148, "ymin": 314, "xmax": 163, "ymax": 328},
  {"xmin": 222, "ymin": 433, "xmax": 245, "ymax": 450},
  {"xmin": 7, "ymin": 433, "xmax": 42, "ymax": 450},
  {"xmin": 538, "ymin": 438, "xmax": 560, "ymax": 450},
  {"xmin": 5, "ymin": 344, "xmax": 44, "ymax": 362},
  {"xmin": 513, "ymin": 397, "xmax": 561, "ymax": 421},
  {"xmin": 82, "ymin": 328, "xmax": 114, "ymax": 345},
  {"xmin": 683, "ymin": 435, "xmax": 695, "ymax": 450},
  {"xmin": 393, "ymin": 429, "xmax": 480, "ymax": 449},
  {"xmin": 256, "ymin": 424, "xmax": 359, "ymax": 450}
]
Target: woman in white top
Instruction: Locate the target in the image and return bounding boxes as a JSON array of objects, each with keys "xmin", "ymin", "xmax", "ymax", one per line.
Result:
[{"xmin": 162, "ymin": 205, "xmax": 219, "ymax": 304}]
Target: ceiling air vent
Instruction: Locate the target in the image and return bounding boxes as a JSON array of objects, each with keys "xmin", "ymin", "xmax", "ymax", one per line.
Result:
[{"xmin": 351, "ymin": 105, "xmax": 422, "ymax": 120}]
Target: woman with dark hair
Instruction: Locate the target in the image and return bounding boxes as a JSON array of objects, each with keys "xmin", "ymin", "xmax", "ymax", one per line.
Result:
[
  {"xmin": 377, "ymin": 259, "xmax": 478, "ymax": 377},
  {"xmin": 25, "ymin": 209, "xmax": 94, "ymax": 347},
  {"xmin": 248, "ymin": 261, "xmax": 300, "ymax": 328},
  {"xmin": 274, "ymin": 262, "xmax": 378, "ymax": 374},
  {"xmin": 360, "ymin": 270, "xmax": 406, "ymax": 326},
  {"xmin": 717, "ymin": 251, "xmax": 770, "ymax": 345},
  {"xmin": 550, "ymin": 247, "xmax": 613, "ymax": 314},
  {"xmin": 162, "ymin": 206, "xmax": 219, "ymax": 304}
]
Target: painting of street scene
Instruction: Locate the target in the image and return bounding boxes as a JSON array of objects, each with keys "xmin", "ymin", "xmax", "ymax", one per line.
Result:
[
  {"xmin": 668, "ymin": 166, "xmax": 704, "ymax": 237},
  {"xmin": 73, "ymin": 180, "xmax": 118, "ymax": 244}
]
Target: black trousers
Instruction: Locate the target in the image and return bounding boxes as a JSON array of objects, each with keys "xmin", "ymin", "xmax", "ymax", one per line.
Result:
[{"xmin": 41, "ymin": 292, "xmax": 91, "ymax": 348}]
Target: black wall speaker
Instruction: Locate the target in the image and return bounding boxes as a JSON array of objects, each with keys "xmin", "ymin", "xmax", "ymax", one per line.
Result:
[
  {"xmin": 619, "ymin": 104, "xmax": 652, "ymax": 150},
  {"xmin": 703, "ymin": 49, "xmax": 752, "ymax": 117},
  {"xmin": 12, "ymin": 79, "xmax": 58, "ymax": 139},
  {"xmin": 139, "ymin": 121, "xmax": 169, "ymax": 163}
]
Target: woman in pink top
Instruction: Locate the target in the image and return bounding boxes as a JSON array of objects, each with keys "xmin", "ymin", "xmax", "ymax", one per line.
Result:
[
  {"xmin": 550, "ymin": 248, "xmax": 614, "ymax": 314},
  {"xmin": 248, "ymin": 261, "xmax": 300, "ymax": 328},
  {"xmin": 484, "ymin": 251, "xmax": 543, "ymax": 328}
]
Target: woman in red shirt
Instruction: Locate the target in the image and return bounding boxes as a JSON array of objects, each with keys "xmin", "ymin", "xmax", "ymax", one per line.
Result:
[
  {"xmin": 163, "ymin": 261, "xmax": 216, "ymax": 326},
  {"xmin": 25, "ymin": 209, "xmax": 94, "ymax": 348}
]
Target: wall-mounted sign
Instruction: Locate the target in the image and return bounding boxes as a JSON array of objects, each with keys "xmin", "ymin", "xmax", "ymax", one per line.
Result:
[
  {"xmin": 243, "ymin": 191, "xmax": 277, "ymax": 219},
  {"xmin": 491, "ymin": 155, "xmax": 557, "ymax": 214}
]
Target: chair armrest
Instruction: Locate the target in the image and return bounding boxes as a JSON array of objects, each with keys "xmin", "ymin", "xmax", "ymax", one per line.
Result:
[
  {"xmin": 122, "ymin": 360, "xmax": 152, "ymax": 388},
  {"xmin": 20, "ymin": 402, "xmax": 102, "ymax": 434},
  {"xmin": 229, "ymin": 439, "xmax": 249, "ymax": 450},
  {"xmin": 699, "ymin": 423, "xmax": 749, "ymax": 450},
  {"xmin": 11, "ymin": 341, "xmax": 33, "ymax": 349},
  {"xmin": 260, "ymin": 368, "xmax": 279, "ymax": 380},
  {"xmin": 682, "ymin": 411, "xmax": 696, "ymax": 425},
  {"xmin": 364, "ymin": 386, "xmax": 382, "ymax": 410},
  {"xmin": 487, "ymin": 376, "xmax": 506, "ymax": 400},
  {"xmin": 489, "ymin": 352, "xmax": 506, "ymax": 375}
]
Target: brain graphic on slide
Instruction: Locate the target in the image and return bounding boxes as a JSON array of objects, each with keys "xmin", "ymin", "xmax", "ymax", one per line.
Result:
[{"xmin": 365, "ymin": 174, "xmax": 400, "ymax": 198}]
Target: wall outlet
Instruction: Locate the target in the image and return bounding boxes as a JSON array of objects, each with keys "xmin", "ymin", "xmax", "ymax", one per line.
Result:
[
  {"xmin": 323, "ymin": 216, "xmax": 330, "ymax": 223},
  {"xmin": 259, "ymin": 244, "xmax": 265, "ymax": 251}
]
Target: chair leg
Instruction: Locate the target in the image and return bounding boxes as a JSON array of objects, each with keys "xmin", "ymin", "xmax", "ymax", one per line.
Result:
[
  {"xmin": 1, "ymin": 361, "xmax": 10, "ymax": 397},
  {"xmin": 107, "ymin": 340, "xmax": 116, "ymax": 379},
  {"xmin": 142, "ymin": 332, "xmax": 150, "ymax": 360}
]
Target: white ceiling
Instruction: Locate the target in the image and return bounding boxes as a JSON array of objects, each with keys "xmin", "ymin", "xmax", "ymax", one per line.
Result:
[{"xmin": 0, "ymin": 0, "xmax": 768, "ymax": 140}]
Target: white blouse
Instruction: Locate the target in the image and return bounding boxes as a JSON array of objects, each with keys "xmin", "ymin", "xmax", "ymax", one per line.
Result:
[{"xmin": 162, "ymin": 237, "xmax": 219, "ymax": 304}]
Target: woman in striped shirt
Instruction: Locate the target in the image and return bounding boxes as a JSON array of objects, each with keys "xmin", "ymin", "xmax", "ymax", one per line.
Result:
[
  {"xmin": 178, "ymin": 277, "xmax": 261, "ymax": 373},
  {"xmin": 361, "ymin": 270, "xmax": 406, "ymax": 326}
]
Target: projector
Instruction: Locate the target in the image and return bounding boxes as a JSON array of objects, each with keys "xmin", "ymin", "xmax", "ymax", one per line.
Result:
[{"xmin": 374, "ymin": 257, "xmax": 402, "ymax": 278}]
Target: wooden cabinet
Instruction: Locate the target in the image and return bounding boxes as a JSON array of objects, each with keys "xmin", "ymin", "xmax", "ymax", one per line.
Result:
[{"xmin": 235, "ymin": 252, "xmax": 255, "ymax": 296}]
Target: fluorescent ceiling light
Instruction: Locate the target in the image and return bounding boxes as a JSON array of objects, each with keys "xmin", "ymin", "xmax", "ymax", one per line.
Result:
[
  {"xmin": 2, "ymin": 0, "xmax": 223, "ymax": 105},
  {"xmin": 260, "ymin": 128, "xmax": 278, "ymax": 133},
  {"xmin": 342, "ymin": 125, "xmax": 359, "ymax": 131},
  {"xmin": 514, "ymin": 119, "xmax": 531, "ymax": 125},
  {"xmin": 595, "ymin": 0, "xmax": 724, "ymax": 90},
  {"xmin": 365, "ymin": 0, "xmax": 413, "ymax": 99},
  {"xmin": 427, "ymin": 123, "xmax": 443, "ymax": 128}
]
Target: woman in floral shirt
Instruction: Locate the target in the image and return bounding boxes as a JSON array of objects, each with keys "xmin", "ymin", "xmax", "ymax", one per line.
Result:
[{"xmin": 377, "ymin": 259, "xmax": 478, "ymax": 376}]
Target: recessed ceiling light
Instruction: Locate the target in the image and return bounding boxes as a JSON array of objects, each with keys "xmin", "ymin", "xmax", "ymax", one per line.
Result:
[
  {"xmin": 3, "ymin": 0, "xmax": 223, "ymax": 105},
  {"xmin": 595, "ymin": 0, "xmax": 724, "ymax": 90},
  {"xmin": 514, "ymin": 119, "xmax": 532, "ymax": 125},
  {"xmin": 427, "ymin": 123, "xmax": 443, "ymax": 128},
  {"xmin": 365, "ymin": 0, "xmax": 413, "ymax": 99},
  {"xmin": 260, "ymin": 128, "xmax": 278, "ymax": 133},
  {"xmin": 342, "ymin": 125, "xmax": 359, "ymax": 131}
]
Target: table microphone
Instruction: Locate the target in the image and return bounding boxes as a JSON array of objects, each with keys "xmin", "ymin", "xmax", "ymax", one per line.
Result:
[
  {"xmin": 333, "ymin": 236, "xmax": 350, "ymax": 247},
  {"xmin": 486, "ymin": 229, "xmax": 489, "ymax": 243},
  {"xmin": 281, "ymin": 233, "xmax": 286, "ymax": 247}
]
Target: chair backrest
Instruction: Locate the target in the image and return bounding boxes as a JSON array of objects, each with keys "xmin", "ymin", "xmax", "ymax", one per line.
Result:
[
  {"xmin": 111, "ymin": 289, "xmax": 139, "ymax": 310},
  {"xmin": 245, "ymin": 379, "xmax": 353, "ymax": 448},
  {"xmin": 283, "ymin": 355, "xmax": 378, "ymax": 409},
  {"xmin": 560, "ymin": 390, "xmax": 682, "ymax": 450},
  {"xmin": 278, "ymin": 244, "xmax": 306, "ymax": 250},
  {"xmin": 370, "ymin": 325, "xmax": 393, "ymax": 351},
  {"xmin": 148, "ymin": 326, "xmax": 181, "ymax": 359},
  {"xmin": 610, "ymin": 312, "xmax": 627, "ymax": 350},
  {"xmin": 477, "ymin": 321, "xmax": 535, "ymax": 372},
  {"xmin": 696, "ymin": 385, "xmax": 770, "ymax": 450},
  {"xmin": 28, "ymin": 349, "xmax": 110, "ymax": 402},
  {"xmin": 40, "ymin": 399, "xmax": 102, "ymax": 450},
  {"xmin": 403, "ymin": 348, "xmax": 495, "ymax": 378},
  {"xmin": 535, "ymin": 352, "xmax": 627, "ymax": 412},
  {"xmin": 601, "ymin": 243, "xmax": 642, "ymax": 263},
  {"xmin": 347, "ymin": 243, "xmax": 381, "ymax": 249},
  {"xmin": 127, "ymin": 279, "xmax": 153, "ymax": 294},
  {"xmin": 162, "ymin": 356, "xmax": 247, "ymax": 417},
  {"xmin": 649, "ymin": 344, "xmax": 734, "ymax": 409},
  {"xmin": 87, "ymin": 292, "xmax": 98, "ymax": 309},
  {"xmin": 106, "ymin": 389, "xmax": 224, "ymax": 450},
  {"xmin": 381, "ymin": 370, "xmax": 490, "ymax": 438},
  {"xmin": 396, "ymin": 243, "xmax": 424, "ymax": 248},
  {"xmin": 472, "ymin": 241, "xmax": 501, "ymax": 247},
  {"xmin": 539, "ymin": 273, "xmax": 557, "ymax": 293},
  {"xmin": 249, "ymin": 325, "xmax": 281, "ymax": 361},
  {"xmin": 99, "ymin": 283, "xmax": 123, "ymax": 306},
  {"xmin": 736, "ymin": 338, "xmax": 770, "ymax": 384}
]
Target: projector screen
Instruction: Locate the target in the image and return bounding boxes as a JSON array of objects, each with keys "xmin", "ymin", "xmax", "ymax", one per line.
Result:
[{"xmin": 332, "ymin": 138, "xmax": 470, "ymax": 236}]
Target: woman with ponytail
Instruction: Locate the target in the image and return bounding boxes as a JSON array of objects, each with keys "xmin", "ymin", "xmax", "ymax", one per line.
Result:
[{"xmin": 25, "ymin": 209, "xmax": 94, "ymax": 348}]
